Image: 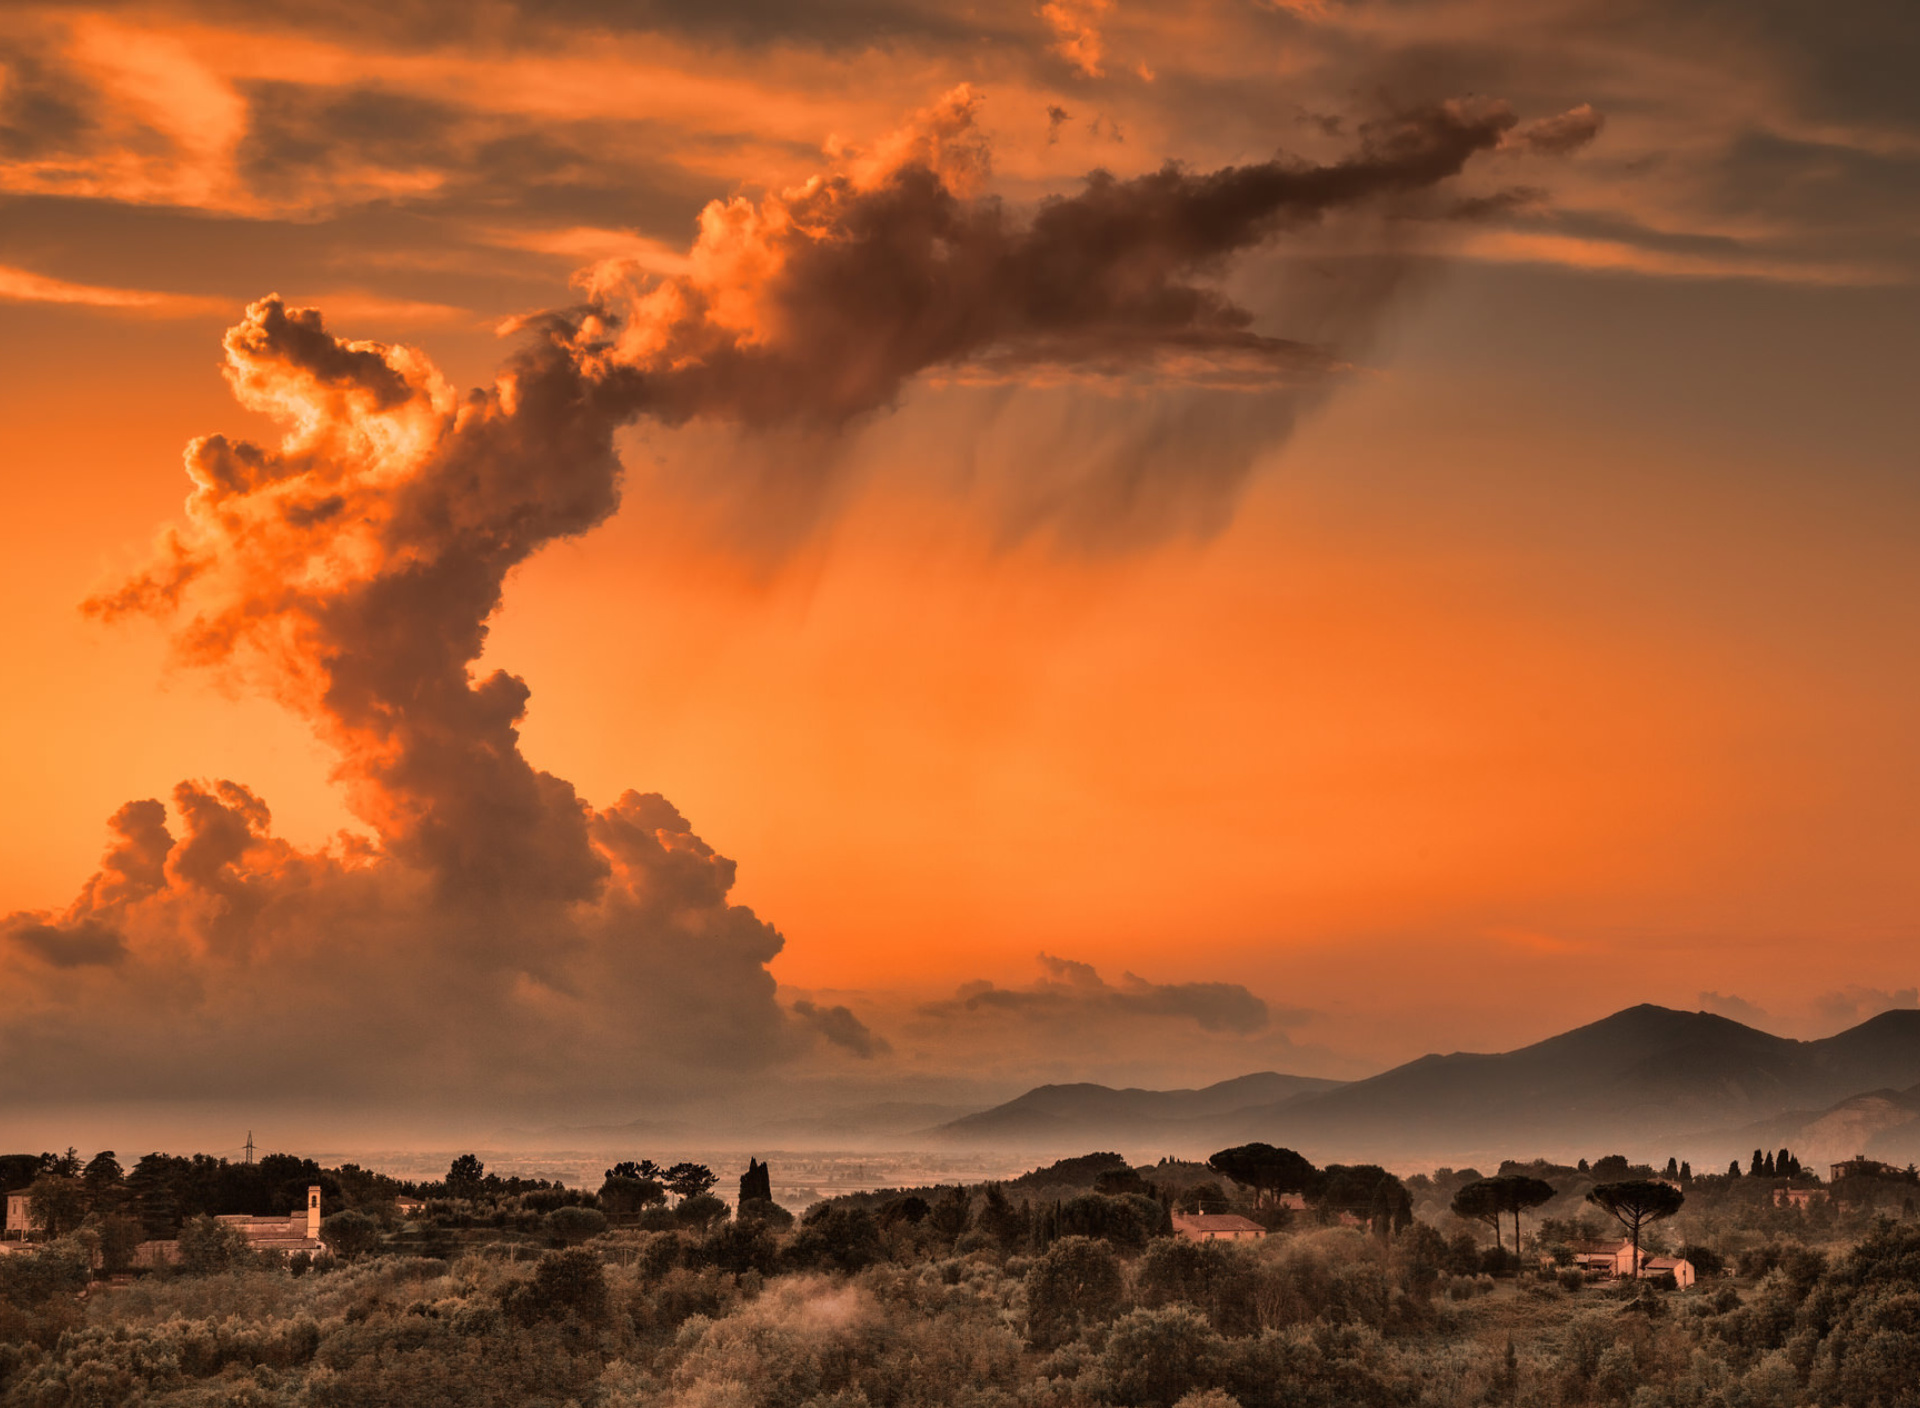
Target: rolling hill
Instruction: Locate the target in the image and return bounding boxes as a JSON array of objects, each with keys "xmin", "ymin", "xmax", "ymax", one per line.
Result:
[
  {"xmin": 926, "ymin": 1005, "xmax": 1920, "ymax": 1166},
  {"xmin": 927, "ymin": 1072, "xmax": 1345, "ymax": 1149}
]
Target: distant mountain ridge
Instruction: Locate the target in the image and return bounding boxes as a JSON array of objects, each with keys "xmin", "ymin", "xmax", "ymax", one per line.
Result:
[
  {"xmin": 1721, "ymin": 1083, "xmax": 1920, "ymax": 1171},
  {"xmin": 930, "ymin": 1072, "xmax": 1345, "ymax": 1146},
  {"xmin": 926, "ymin": 1005, "xmax": 1920, "ymax": 1166}
]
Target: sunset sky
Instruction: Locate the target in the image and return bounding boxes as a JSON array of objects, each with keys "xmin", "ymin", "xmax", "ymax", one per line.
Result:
[{"xmin": 2, "ymin": 0, "xmax": 1916, "ymax": 1142}]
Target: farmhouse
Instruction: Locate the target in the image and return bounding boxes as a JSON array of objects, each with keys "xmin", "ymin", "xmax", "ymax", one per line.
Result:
[
  {"xmin": 4, "ymin": 1189, "xmax": 29, "ymax": 1239},
  {"xmin": 1171, "ymin": 1213, "xmax": 1267, "ymax": 1243},
  {"xmin": 1644, "ymin": 1255, "xmax": 1697, "ymax": 1288},
  {"xmin": 1562, "ymin": 1238, "xmax": 1695, "ymax": 1287},
  {"xmin": 1830, "ymin": 1157, "xmax": 1907, "ymax": 1182},
  {"xmin": 1773, "ymin": 1186, "xmax": 1829, "ymax": 1210}
]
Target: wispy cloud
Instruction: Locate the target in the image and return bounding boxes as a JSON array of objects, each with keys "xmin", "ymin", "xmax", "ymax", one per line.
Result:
[{"xmin": 0, "ymin": 264, "xmax": 228, "ymax": 315}]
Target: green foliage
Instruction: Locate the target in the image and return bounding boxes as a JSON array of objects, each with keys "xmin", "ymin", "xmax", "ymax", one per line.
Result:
[
  {"xmin": 1052, "ymin": 1191, "xmax": 1163, "ymax": 1249},
  {"xmin": 1025, "ymin": 1234, "xmax": 1124, "ymax": 1348},
  {"xmin": 786, "ymin": 1205, "xmax": 885, "ymax": 1274},
  {"xmin": 505, "ymin": 1247, "xmax": 610, "ymax": 1325},
  {"xmin": 673, "ymin": 1194, "xmax": 727, "ymax": 1231},
  {"xmin": 7, "ymin": 1143, "xmax": 1919, "ymax": 1408},
  {"xmin": 177, "ymin": 1213, "xmax": 255, "ymax": 1275},
  {"xmin": 1012, "ymin": 1152, "xmax": 1131, "ymax": 1190},
  {"xmin": 599, "ymin": 1174, "xmax": 667, "ymax": 1221},
  {"xmin": 1315, "ymin": 1165, "xmax": 1412, "ymax": 1238},
  {"xmin": 89, "ymin": 1212, "xmax": 147, "ymax": 1273},
  {"xmin": 1096, "ymin": 1305, "xmax": 1231, "ymax": 1407},
  {"xmin": 1136, "ymin": 1236, "xmax": 1265, "ymax": 1336},
  {"xmin": 25, "ymin": 1175, "xmax": 88, "ymax": 1238},
  {"xmin": 737, "ymin": 1197, "xmax": 796, "ymax": 1231},
  {"xmin": 320, "ymin": 1209, "xmax": 382, "ymax": 1259},
  {"xmin": 546, "ymin": 1205, "xmax": 609, "ymax": 1245}
]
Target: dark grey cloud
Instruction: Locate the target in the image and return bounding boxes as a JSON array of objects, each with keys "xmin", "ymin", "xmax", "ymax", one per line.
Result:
[
  {"xmin": 919, "ymin": 953, "xmax": 1285, "ymax": 1036},
  {"xmin": 1813, "ymin": 984, "xmax": 1919, "ymax": 1032},
  {"xmin": 75, "ymin": 0, "xmax": 1027, "ymax": 54},
  {"xmin": 4, "ymin": 917, "xmax": 127, "ymax": 968},
  {"xmin": 1698, "ymin": 990, "xmax": 1772, "ymax": 1027},
  {"xmin": 589, "ymin": 95, "xmax": 1526, "ymax": 429},
  {"xmin": 791, "ymin": 999, "xmax": 892, "ymax": 1058},
  {"xmin": 0, "ymin": 40, "xmax": 97, "ymax": 161}
]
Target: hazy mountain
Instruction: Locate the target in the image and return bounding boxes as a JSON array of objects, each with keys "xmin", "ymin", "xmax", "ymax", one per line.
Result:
[
  {"xmin": 1722, "ymin": 1083, "xmax": 1920, "ymax": 1171},
  {"xmin": 927, "ymin": 1072, "xmax": 1346, "ymax": 1149},
  {"xmin": 926, "ymin": 1005, "xmax": 1920, "ymax": 1167}
]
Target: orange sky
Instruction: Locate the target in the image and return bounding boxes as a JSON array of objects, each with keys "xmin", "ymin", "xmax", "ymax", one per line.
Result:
[{"xmin": 1, "ymin": 0, "xmax": 1916, "ymax": 1130}]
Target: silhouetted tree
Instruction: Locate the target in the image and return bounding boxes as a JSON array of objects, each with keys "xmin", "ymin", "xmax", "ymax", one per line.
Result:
[
  {"xmin": 880, "ymin": 1194, "xmax": 932, "ymax": 1226},
  {"xmin": 1499, "ymin": 1175, "xmax": 1556, "ymax": 1257},
  {"xmin": 81, "ymin": 1151, "xmax": 122, "ymax": 1191},
  {"xmin": 928, "ymin": 1185, "xmax": 973, "ymax": 1242},
  {"xmin": 1206, "ymin": 1144, "xmax": 1317, "ymax": 1210},
  {"xmin": 738, "ymin": 1158, "xmax": 772, "ymax": 1204},
  {"xmin": 598, "ymin": 1175, "xmax": 666, "ymax": 1221},
  {"xmin": 1586, "ymin": 1180, "xmax": 1685, "ymax": 1280},
  {"xmin": 978, "ymin": 1183, "xmax": 1029, "ymax": 1251},
  {"xmin": 785, "ymin": 1205, "xmax": 884, "ymax": 1273},
  {"xmin": 446, "ymin": 1154, "xmax": 485, "ymax": 1197},
  {"xmin": 1317, "ymin": 1164, "xmax": 1411, "ymax": 1238},
  {"xmin": 1451, "ymin": 1179, "xmax": 1509, "ymax": 1254},
  {"xmin": 664, "ymin": 1162, "xmax": 717, "ymax": 1202}
]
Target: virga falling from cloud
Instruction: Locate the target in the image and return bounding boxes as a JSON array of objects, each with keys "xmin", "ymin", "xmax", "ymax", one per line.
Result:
[{"xmin": 0, "ymin": 84, "xmax": 1586, "ymax": 1119}]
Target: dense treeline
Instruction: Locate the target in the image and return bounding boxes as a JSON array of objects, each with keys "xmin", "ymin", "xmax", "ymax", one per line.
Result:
[{"xmin": 2, "ymin": 1143, "xmax": 1917, "ymax": 1407}]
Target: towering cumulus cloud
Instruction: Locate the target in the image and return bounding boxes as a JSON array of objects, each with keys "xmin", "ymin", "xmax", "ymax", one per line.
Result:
[{"xmin": 1, "ymin": 90, "xmax": 1583, "ymax": 1121}]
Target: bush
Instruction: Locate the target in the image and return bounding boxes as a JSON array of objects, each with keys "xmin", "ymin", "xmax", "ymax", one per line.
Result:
[
  {"xmin": 545, "ymin": 1206, "xmax": 608, "ymax": 1245},
  {"xmin": 176, "ymin": 1215, "xmax": 253, "ymax": 1275},
  {"xmin": 321, "ymin": 1209, "xmax": 383, "ymax": 1260},
  {"xmin": 506, "ymin": 1248, "xmax": 610, "ymax": 1325},
  {"xmin": 1097, "ymin": 1305, "xmax": 1231, "ymax": 1407},
  {"xmin": 737, "ymin": 1197, "xmax": 795, "ymax": 1230},
  {"xmin": 785, "ymin": 1206, "xmax": 885, "ymax": 1274}
]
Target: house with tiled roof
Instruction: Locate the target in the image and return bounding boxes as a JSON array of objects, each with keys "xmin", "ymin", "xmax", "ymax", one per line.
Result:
[{"xmin": 1171, "ymin": 1213, "xmax": 1266, "ymax": 1242}]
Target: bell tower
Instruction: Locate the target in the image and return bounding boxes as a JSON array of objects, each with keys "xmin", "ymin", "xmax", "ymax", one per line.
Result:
[{"xmin": 306, "ymin": 1185, "xmax": 321, "ymax": 1240}]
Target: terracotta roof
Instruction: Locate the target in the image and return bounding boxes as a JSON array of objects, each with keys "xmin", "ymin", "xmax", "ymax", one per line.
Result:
[{"xmin": 1173, "ymin": 1213, "xmax": 1266, "ymax": 1232}]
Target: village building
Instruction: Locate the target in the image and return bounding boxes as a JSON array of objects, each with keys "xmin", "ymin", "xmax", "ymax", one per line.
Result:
[
  {"xmin": 137, "ymin": 1185, "xmax": 326, "ymax": 1267},
  {"xmin": 1171, "ymin": 1213, "xmax": 1267, "ymax": 1243},
  {"xmin": 4, "ymin": 1189, "xmax": 30, "ymax": 1239},
  {"xmin": 218, "ymin": 1184, "xmax": 325, "ymax": 1253},
  {"xmin": 1643, "ymin": 1255, "xmax": 1696, "ymax": 1288},
  {"xmin": 1830, "ymin": 1156, "xmax": 1906, "ymax": 1182},
  {"xmin": 1560, "ymin": 1237, "xmax": 1693, "ymax": 1286},
  {"xmin": 1773, "ymin": 1186, "xmax": 1829, "ymax": 1210},
  {"xmin": 1568, "ymin": 1238, "xmax": 1641, "ymax": 1278}
]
